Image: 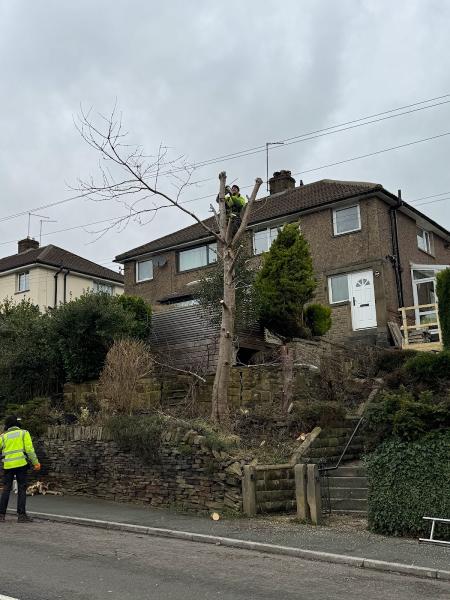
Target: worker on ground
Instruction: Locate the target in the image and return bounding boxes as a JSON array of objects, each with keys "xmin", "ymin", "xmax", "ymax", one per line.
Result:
[{"xmin": 0, "ymin": 415, "xmax": 41, "ymax": 523}]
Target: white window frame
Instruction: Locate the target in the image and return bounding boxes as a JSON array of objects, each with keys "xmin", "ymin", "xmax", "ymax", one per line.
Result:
[
  {"xmin": 178, "ymin": 243, "xmax": 217, "ymax": 273},
  {"xmin": 411, "ymin": 264, "xmax": 449, "ymax": 331},
  {"xmin": 253, "ymin": 226, "xmax": 281, "ymax": 255},
  {"xmin": 328, "ymin": 273, "xmax": 350, "ymax": 304},
  {"xmin": 17, "ymin": 270, "xmax": 30, "ymax": 292},
  {"xmin": 416, "ymin": 228, "xmax": 432, "ymax": 255},
  {"xmin": 136, "ymin": 259, "xmax": 153, "ymax": 282},
  {"xmin": 332, "ymin": 204, "xmax": 361, "ymax": 236}
]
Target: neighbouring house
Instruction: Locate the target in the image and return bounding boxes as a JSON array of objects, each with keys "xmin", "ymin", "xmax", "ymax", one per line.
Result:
[
  {"xmin": 115, "ymin": 171, "xmax": 450, "ymax": 366},
  {"xmin": 0, "ymin": 238, "xmax": 124, "ymax": 312}
]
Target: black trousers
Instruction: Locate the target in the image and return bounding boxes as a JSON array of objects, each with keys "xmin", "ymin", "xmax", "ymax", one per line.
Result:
[{"xmin": 0, "ymin": 465, "xmax": 28, "ymax": 515}]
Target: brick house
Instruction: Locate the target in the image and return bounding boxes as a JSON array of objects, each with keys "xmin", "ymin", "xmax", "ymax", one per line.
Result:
[{"xmin": 115, "ymin": 171, "xmax": 450, "ymax": 364}]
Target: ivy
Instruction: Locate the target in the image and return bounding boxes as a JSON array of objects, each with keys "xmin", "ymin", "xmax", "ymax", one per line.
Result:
[{"xmin": 365, "ymin": 431, "xmax": 450, "ymax": 537}]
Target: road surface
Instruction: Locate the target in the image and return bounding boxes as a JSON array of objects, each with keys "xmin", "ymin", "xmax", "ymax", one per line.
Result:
[{"xmin": 0, "ymin": 520, "xmax": 448, "ymax": 599}]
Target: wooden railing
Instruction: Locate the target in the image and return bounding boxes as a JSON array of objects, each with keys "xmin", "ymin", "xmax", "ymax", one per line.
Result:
[{"xmin": 399, "ymin": 303, "xmax": 442, "ymax": 351}]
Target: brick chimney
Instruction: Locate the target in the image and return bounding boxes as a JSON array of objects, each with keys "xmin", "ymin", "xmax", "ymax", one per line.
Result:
[
  {"xmin": 269, "ymin": 170, "xmax": 296, "ymax": 195},
  {"xmin": 18, "ymin": 238, "xmax": 39, "ymax": 254}
]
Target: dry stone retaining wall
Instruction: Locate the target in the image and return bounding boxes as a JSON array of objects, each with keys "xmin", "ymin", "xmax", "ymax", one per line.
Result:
[{"xmin": 35, "ymin": 426, "xmax": 248, "ymax": 513}]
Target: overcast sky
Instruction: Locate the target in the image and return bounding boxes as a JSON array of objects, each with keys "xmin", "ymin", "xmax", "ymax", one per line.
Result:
[{"xmin": 1, "ymin": 0, "xmax": 450, "ymax": 272}]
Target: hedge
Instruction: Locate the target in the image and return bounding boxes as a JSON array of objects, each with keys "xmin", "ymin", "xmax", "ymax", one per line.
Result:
[
  {"xmin": 365, "ymin": 430, "xmax": 450, "ymax": 537},
  {"xmin": 437, "ymin": 268, "xmax": 450, "ymax": 350}
]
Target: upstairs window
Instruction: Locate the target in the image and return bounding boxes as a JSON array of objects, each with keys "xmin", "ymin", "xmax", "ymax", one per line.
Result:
[
  {"xmin": 178, "ymin": 243, "xmax": 217, "ymax": 272},
  {"xmin": 253, "ymin": 227, "xmax": 280, "ymax": 255},
  {"xmin": 333, "ymin": 204, "xmax": 361, "ymax": 235},
  {"xmin": 417, "ymin": 228, "xmax": 432, "ymax": 254},
  {"xmin": 94, "ymin": 281, "xmax": 114, "ymax": 295},
  {"xmin": 136, "ymin": 259, "xmax": 153, "ymax": 282},
  {"xmin": 17, "ymin": 271, "xmax": 29, "ymax": 292}
]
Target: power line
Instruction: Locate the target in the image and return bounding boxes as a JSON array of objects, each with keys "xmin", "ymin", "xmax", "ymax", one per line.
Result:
[
  {"xmin": 2, "ymin": 128, "xmax": 450, "ymax": 251},
  {"xmin": 292, "ymin": 130, "xmax": 450, "ymax": 176},
  {"xmin": 1, "ymin": 93, "xmax": 450, "ymax": 226},
  {"xmin": 178, "ymin": 95, "xmax": 450, "ymax": 173}
]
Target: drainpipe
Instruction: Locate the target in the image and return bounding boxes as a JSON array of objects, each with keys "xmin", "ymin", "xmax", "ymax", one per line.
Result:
[
  {"xmin": 388, "ymin": 190, "xmax": 404, "ymax": 308},
  {"xmin": 63, "ymin": 269, "xmax": 70, "ymax": 304},
  {"xmin": 53, "ymin": 266, "xmax": 64, "ymax": 308}
]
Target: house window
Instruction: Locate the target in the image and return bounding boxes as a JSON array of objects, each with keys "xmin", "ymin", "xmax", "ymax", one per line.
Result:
[
  {"xmin": 253, "ymin": 227, "xmax": 280, "ymax": 255},
  {"xmin": 17, "ymin": 271, "xmax": 29, "ymax": 292},
  {"xmin": 332, "ymin": 204, "xmax": 361, "ymax": 235},
  {"xmin": 136, "ymin": 259, "xmax": 153, "ymax": 282},
  {"xmin": 417, "ymin": 228, "xmax": 432, "ymax": 254},
  {"xmin": 328, "ymin": 273, "xmax": 349, "ymax": 303},
  {"xmin": 94, "ymin": 281, "xmax": 114, "ymax": 295},
  {"xmin": 178, "ymin": 243, "xmax": 217, "ymax": 272}
]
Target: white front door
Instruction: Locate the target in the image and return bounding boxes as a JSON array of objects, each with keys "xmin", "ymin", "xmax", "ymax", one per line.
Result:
[{"xmin": 349, "ymin": 270, "xmax": 377, "ymax": 330}]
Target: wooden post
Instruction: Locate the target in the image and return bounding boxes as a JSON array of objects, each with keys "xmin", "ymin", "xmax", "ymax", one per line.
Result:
[
  {"xmin": 294, "ymin": 464, "xmax": 310, "ymax": 521},
  {"xmin": 242, "ymin": 465, "xmax": 257, "ymax": 516},
  {"xmin": 400, "ymin": 307, "xmax": 409, "ymax": 346},
  {"xmin": 307, "ymin": 464, "xmax": 322, "ymax": 525}
]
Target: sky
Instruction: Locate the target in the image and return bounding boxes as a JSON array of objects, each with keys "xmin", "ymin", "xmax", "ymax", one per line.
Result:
[{"xmin": 1, "ymin": 0, "xmax": 450, "ymax": 273}]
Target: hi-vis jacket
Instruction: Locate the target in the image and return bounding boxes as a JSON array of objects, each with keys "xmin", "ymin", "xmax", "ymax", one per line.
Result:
[{"xmin": 0, "ymin": 426, "xmax": 39, "ymax": 470}]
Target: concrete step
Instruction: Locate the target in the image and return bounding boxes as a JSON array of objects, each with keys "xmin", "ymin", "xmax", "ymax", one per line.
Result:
[
  {"xmin": 327, "ymin": 476, "xmax": 367, "ymax": 488},
  {"xmin": 328, "ymin": 487, "xmax": 368, "ymax": 500},
  {"xmin": 329, "ymin": 497, "xmax": 368, "ymax": 511}
]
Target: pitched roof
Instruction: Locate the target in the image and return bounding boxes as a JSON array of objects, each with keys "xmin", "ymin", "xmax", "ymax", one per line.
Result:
[
  {"xmin": 115, "ymin": 179, "xmax": 383, "ymax": 261},
  {"xmin": 0, "ymin": 244, "xmax": 124, "ymax": 284}
]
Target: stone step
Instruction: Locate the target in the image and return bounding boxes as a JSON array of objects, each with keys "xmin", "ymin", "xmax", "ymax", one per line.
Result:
[
  {"xmin": 327, "ymin": 487, "xmax": 368, "ymax": 499},
  {"xmin": 327, "ymin": 476, "xmax": 368, "ymax": 488},
  {"xmin": 329, "ymin": 497, "xmax": 368, "ymax": 511},
  {"xmin": 331, "ymin": 509, "xmax": 368, "ymax": 517},
  {"xmin": 333, "ymin": 465, "xmax": 367, "ymax": 478}
]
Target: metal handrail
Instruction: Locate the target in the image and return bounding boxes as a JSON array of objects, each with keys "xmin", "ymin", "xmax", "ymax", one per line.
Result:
[{"xmin": 318, "ymin": 415, "xmax": 364, "ymax": 473}]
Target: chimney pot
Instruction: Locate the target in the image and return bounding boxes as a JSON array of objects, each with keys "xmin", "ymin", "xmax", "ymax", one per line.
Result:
[
  {"xmin": 18, "ymin": 238, "xmax": 39, "ymax": 254},
  {"xmin": 269, "ymin": 170, "xmax": 296, "ymax": 195}
]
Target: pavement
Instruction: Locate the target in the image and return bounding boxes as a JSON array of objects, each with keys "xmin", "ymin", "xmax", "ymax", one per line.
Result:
[{"xmin": 7, "ymin": 494, "xmax": 449, "ymax": 579}]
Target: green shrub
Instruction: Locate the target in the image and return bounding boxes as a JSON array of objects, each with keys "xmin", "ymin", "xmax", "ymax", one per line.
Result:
[
  {"xmin": 304, "ymin": 304, "xmax": 332, "ymax": 336},
  {"xmin": 0, "ymin": 299, "xmax": 63, "ymax": 407},
  {"xmin": 437, "ymin": 268, "xmax": 450, "ymax": 350},
  {"xmin": 117, "ymin": 295, "xmax": 152, "ymax": 340},
  {"xmin": 51, "ymin": 292, "xmax": 136, "ymax": 383},
  {"xmin": 289, "ymin": 401, "xmax": 346, "ymax": 431},
  {"xmin": 365, "ymin": 431, "xmax": 450, "ymax": 537},
  {"xmin": 364, "ymin": 388, "xmax": 449, "ymax": 449},
  {"xmin": 375, "ymin": 349, "xmax": 418, "ymax": 374},
  {"xmin": 404, "ymin": 351, "xmax": 450, "ymax": 388},
  {"xmin": 4, "ymin": 397, "xmax": 56, "ymax": 438},
  {"xmin": 105, "ymin": 415, "xmax": 163, "ymax": 464}
]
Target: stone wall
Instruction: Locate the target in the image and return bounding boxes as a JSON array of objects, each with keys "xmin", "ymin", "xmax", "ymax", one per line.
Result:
[
  {"xmin": 64, "ymin": 360, "xmax": 323, "ymax": 416},
  {"xmin": 36, "ymin": 425, "xmax": 247, "ymax": 513}
]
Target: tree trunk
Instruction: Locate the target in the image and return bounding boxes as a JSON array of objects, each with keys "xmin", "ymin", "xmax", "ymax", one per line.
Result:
[
  {"xmin": 210, "ymin": 172, "xmax": 263, "ymax": 424},
  {"xmin": 211, "ymin": 246, "xmax": 236, "ymax": 424},
  {"xmin": 280, "ymin": 342, "xmax": 294, "ymax": 414}
]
